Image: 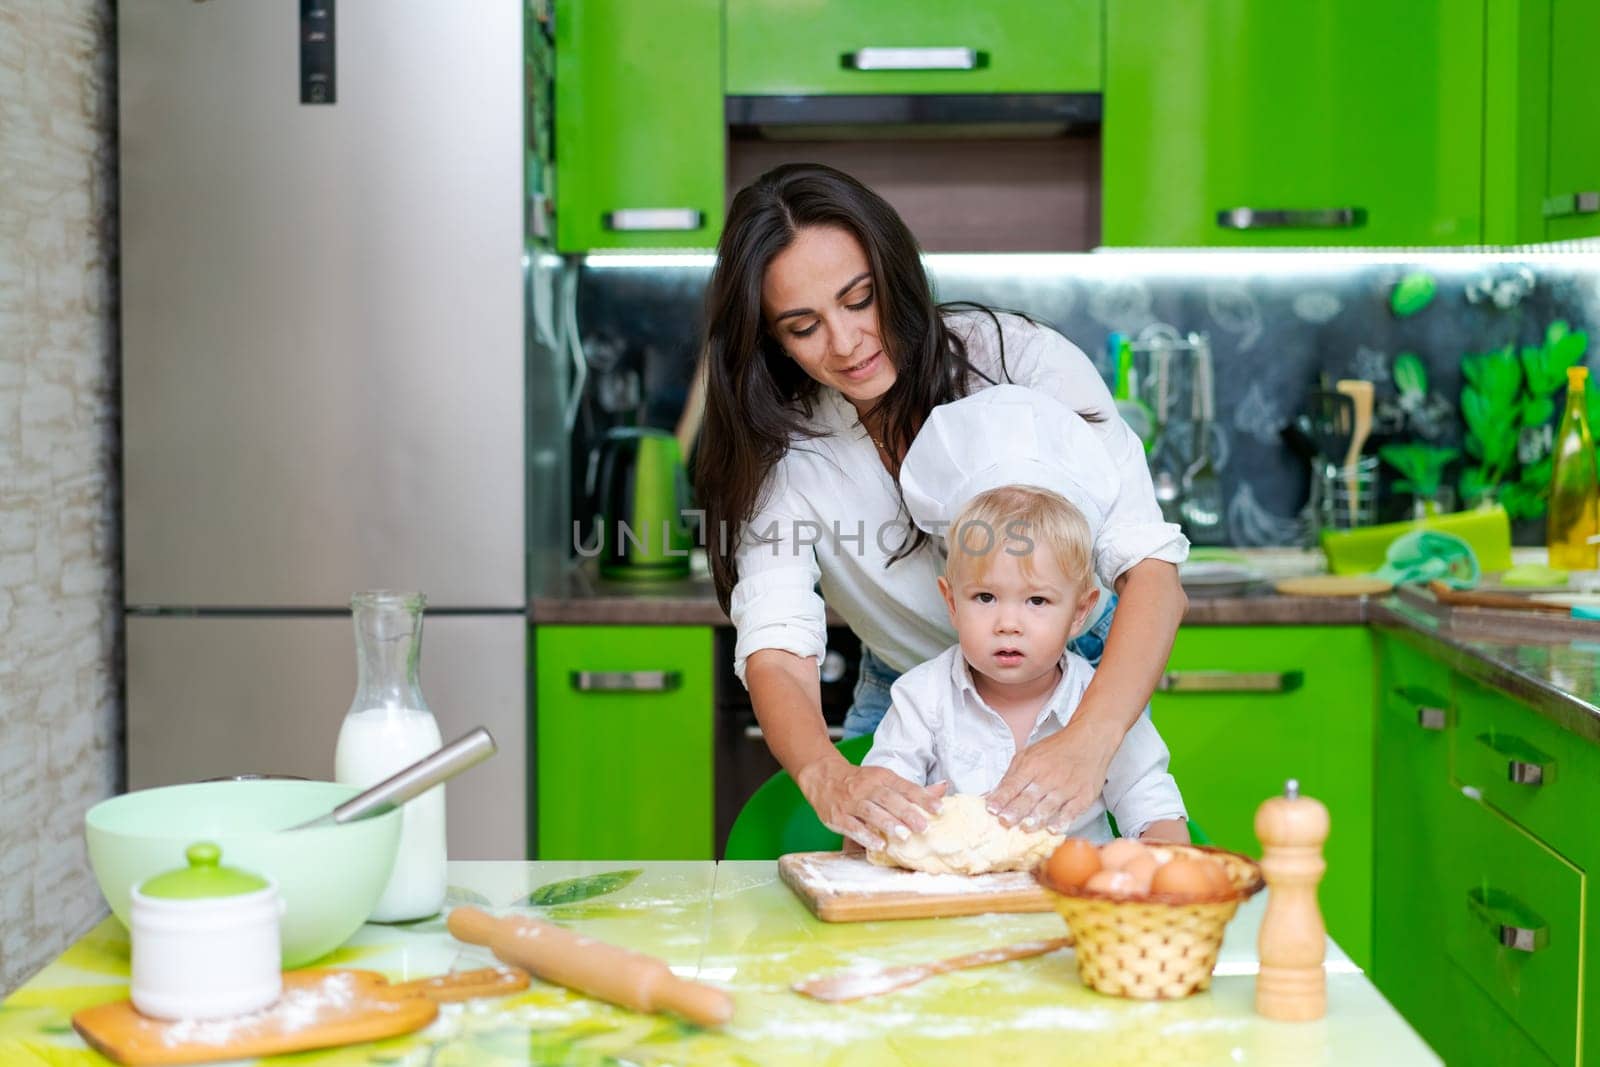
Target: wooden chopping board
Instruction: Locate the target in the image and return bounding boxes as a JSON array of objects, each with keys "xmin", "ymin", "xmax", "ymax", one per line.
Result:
[
  {"xmin": 73, "ymin": 966, "xmax": 528, "ymax": 1066},
  {"xmin": 779, "ymin": 851, "xmax": 1054, "ymax": 923}
]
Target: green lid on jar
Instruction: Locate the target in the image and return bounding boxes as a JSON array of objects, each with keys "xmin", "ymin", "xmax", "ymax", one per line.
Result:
[{"xmin": 139, "ymin": 843, "xmax": 270, "ymax": 900}]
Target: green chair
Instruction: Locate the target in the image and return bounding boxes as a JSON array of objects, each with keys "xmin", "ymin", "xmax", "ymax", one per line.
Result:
[
  {"xmin": 724, "ymin": 733, "xmax": 1208, "ymax": 859},
  {"xmin": 725, "ymin": 735, "xmax": 870, "ymax": 859}
]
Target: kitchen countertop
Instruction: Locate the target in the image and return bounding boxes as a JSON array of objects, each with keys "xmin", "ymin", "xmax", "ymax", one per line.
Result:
[
  {"xmin": 530, "ymin": 549, "xmax": 1600, "ymax": 744},
  {"xmin": 1372, "ymin": 596, "xmax": 1600, "ymax": 746},
  {"xmin": 0, "ymin": 860, "xmax": 1438, "ymax": 1065},
  {"xmin": 530, "ymin": 550, "xmax": 1368, "ymax": 626}
]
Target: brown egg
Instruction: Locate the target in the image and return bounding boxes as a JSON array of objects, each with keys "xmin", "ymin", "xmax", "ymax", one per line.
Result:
[
  {"xmin": 1098, "ymin": 837, "xmax": 1150, "ymax": 871},
  {"xmin": 1045, "ymin": 838, "xmax": 1101, "ymax": 890},
  {"xmin": 1151, "ymin": 856, "xmax": 1227, "ymax": 898},
  {"xmin": 1198, "ymin": 856, "xmax": 1235, "ymax": 895},
  {"xmin": 1084, "ymin": 868, "xmax": 1140, "ymax": 897},
  {"xmin": 1120, "ymin": 850, "xmax": 1159, "ymax": 893}
]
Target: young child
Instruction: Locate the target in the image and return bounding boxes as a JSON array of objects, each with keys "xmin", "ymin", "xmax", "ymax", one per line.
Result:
[{"xmin": 864, "ymin": 389, "xmax": 1189, "ymax": 844}]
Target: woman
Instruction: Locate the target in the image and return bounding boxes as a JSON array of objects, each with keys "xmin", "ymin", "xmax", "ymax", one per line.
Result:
[{"xmin": 696, "ymin": 163, "xmax": 1188, "ymax": 852}]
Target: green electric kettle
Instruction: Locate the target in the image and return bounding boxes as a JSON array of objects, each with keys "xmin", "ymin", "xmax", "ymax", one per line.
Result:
[{"xmin": 590, "ymin": 427, "xmax": 694, "ymax": 580}]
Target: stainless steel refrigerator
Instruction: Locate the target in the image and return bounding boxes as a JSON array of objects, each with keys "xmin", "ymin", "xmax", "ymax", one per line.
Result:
[{"xmin": 120, "ymin": 0, "xmax": 554, "ymax": 858}]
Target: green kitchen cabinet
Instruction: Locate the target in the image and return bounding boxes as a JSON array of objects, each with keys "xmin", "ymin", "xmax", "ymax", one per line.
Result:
[
  {"xmin": 1372, "ymin": 630, "xmax": 1592, "ymax": 1065},
  {"xmin": 1543, "ymin": 0, "xmax": 1600, "ymax": 241},
  {"xmin": 1103, "ymin": 1, "xmax": 1486, "ymax": 246},
  {"xmin": 1371, "ymin": 634, "xmax": 1458, "ymax": 1057},
  {"xmin": 1439, "ymin": 788, "xmax": 1582, "ymax": 1066},
  {"xmin": 535, "ymin": 625, "xmax": 715, "ymax": 859},
  {"xmin": 1370, "ymin": 634, "xmax": 1546, "ymax": 1066},
  {"xmin": 1449, "ymin": 675, "xmax": 1596, "ymax": 1067},
  {"xmin": 726, "ymin": 0, "xmax": 1101, "ymax": 96},
  {"xmin": 553, "ymin": 0, "xmax": 723, "ymax": 251},
  {"xmin": 1452, "ymin": 675, "xmax": 1600, "ymax": 865},
  {"xmin": 1484, "ymin": 0, "xmax": 1600, "ymax": 243},
  {"xmin": 1149, "ymin": 626, "xmax": 1373, "ymax": 970}
]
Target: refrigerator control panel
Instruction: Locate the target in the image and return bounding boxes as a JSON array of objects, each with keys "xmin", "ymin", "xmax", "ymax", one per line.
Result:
[{"xmin": 300, "ymin": 0, "xmax": 335, "ymax": 104}]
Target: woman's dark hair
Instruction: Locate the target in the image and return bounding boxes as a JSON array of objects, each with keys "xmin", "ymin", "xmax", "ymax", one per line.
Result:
[{"xmin": 696, "ymin": 162, "xmax": 1013, "ymax": 612}]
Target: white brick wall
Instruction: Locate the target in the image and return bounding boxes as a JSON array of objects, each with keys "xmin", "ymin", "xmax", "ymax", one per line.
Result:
[{"xmin": 0, "ymin": 0, "xmax": 122, "ymax": 994}]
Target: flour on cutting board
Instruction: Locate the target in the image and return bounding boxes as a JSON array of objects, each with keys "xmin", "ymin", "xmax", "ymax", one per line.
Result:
[
  {"xmin": 157, "ymin": 971, "xmax": 382, "ymax": 1047},
  {"xmin": 797, "ymin": 852, "xmax": 1041, "ymax": 896}
]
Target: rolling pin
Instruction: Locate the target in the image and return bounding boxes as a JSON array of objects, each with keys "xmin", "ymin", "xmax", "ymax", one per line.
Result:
[{"xmin": 447, "ymin": 907, "xmax": 734, "ymax": 1028}]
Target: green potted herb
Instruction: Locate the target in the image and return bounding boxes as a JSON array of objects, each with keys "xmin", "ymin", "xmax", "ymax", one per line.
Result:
[
  {"xmin": 1379, "ymin": 443, "xmax": 1460, "ymax": 518},
  {"xmin": 1458, "ymin": 320, "xmax": 1589, "ymax": 519}
]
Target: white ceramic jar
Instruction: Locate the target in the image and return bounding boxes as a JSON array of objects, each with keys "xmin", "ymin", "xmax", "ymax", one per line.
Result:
[{"xmin": 130, "ymin": 842, "xmax": 282, "ymax": 1020}]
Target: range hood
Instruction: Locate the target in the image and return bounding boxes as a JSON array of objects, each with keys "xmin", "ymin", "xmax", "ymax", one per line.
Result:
[{"xmin": 727, "ymin": 92, "xmax": 1101, "ymax": 141}]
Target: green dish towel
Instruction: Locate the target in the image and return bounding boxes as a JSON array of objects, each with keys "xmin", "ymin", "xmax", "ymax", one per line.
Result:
[{"xmin": 1374, "ymin": 530, "xmax": 1481, "ymax": 589}]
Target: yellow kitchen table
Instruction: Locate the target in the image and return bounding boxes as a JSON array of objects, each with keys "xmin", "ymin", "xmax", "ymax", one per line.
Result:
[{"xmin": 1, "ymin": 861, "xmax": 1438, "ymax": 1065}]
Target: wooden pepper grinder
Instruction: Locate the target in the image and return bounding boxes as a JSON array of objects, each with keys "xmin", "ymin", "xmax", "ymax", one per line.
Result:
[{"xmin": 1254, "ymin": 778, "xmax": 1330, "ymax": 1021}]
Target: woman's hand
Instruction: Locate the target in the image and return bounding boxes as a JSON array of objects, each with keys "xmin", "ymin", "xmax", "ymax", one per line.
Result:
[
  {"xmin": 746, "ymin": 648, "xmax": 948, "ymax": 851},
  {"xmin": 1138, "ymin": 818, "xmax": 1191, "ymax": 843},
  {"xmin": 986, "ymin": 716, "xmax": 1121, "ymax": 833},
  {"xmin": 796, "ymin": 756, "xmax": 947, "ymax": 852}
]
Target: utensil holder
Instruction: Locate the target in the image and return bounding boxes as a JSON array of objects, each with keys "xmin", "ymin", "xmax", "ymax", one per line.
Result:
[{"xmin": 1314, "ymin": 456, "xmax": 1377, "ymax": 532}]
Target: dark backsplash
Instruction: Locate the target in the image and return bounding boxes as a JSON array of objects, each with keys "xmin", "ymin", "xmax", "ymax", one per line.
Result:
[{"xmin": 571, "ymin": 251, "xmax": 1600, "ymax": 547}]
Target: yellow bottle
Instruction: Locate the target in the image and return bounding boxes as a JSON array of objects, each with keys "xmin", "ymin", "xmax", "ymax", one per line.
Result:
[{"xmin": 1548, "ymin": 366, "xmax": 1599, "ymax": 569}]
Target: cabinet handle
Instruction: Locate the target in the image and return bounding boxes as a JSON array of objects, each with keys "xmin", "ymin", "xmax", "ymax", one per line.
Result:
[
  {"xmin": 842, "ymin": 47, "xmax": 983, "ymax": 71},
  {"xmin": 1542, "ymin": 192, "xmax": 1600, "ymax": 218},
  {"xmin": 1156, "ymin": 670, "xmax": 1303, "ymax": 693},
  {"xmin": 1475, "ymin": 732, "xmax": 1553, "ymax": 787},
  {"xmin": 569, "ymin": 671, "xmax": 681, "ymax": 692},
  {"xmin": 1508, "ymin": 759, "xmax": 1547, "ymax": 786},
  {"xmin": 1416, "ymin": 706, "xmax": 1450, "ymax": 731},
  {"xmin": 602, "ymin": 209, "xmax": 704, "ymax": 232},
  {"xmin": 745, "ymin": 724, "xmax": 845, "ymax": 742},
  {"xmin": 1216, "ymin": 207, "xmax": 1366, "ymax": 230},
  {"xmin": 1467, "ymin": 887, "xmax": 1548, "ymax": 953}
]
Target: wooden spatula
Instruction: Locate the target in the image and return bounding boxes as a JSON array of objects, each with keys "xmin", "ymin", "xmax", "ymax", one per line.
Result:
[
  {"xmin": 1335, "ymin": 379, "xmax": 1374, "ymax": 525},
  {"xmin": 792, "ymin": 936, "xmax": 1073, "ymax": 1003},
  {"xmin": 1428, "ymin": 579, "xmax": 1572, "ymax": 614}
]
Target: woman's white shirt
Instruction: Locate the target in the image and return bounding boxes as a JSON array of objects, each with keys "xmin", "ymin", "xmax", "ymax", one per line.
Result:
[{"xmin": 729, "ymin": 310, "xmax": 1188, "ymax": 685}]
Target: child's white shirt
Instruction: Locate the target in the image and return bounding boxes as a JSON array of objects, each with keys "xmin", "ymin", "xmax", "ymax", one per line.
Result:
[{"xmin": 862, "ymin": 644, "xmax": 1188, "ymax": 842}]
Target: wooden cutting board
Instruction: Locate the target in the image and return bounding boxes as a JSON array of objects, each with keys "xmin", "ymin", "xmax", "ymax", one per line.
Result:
[
  {"xmin": 779, "ymin": 851, "xmax": 1055, "ymax": 923},
  {"xmin": 73, "ymin": 966, "xmax": 528, "ymax": 1066}
]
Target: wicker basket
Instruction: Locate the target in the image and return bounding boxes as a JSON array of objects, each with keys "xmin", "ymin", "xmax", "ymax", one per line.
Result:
[{"xmin": 1036, "ymin": 842, "xmax": 1265, "ymax": 1000}]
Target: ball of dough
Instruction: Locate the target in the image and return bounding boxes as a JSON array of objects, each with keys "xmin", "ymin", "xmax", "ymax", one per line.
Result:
[{"xmin": 867, "ymin": 794, "xmax": 1063, "ymax": 876}]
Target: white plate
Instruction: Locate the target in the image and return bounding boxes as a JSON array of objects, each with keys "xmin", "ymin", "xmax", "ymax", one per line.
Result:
[{"xmin": 1179, "ymin": 562, "xmax": 1263, "ymax": 596}]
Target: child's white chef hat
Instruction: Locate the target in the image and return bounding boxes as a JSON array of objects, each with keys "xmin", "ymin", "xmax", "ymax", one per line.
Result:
[{"xmin": 900, "ymin": 384, "xmax": 1122, "ymax": 539}]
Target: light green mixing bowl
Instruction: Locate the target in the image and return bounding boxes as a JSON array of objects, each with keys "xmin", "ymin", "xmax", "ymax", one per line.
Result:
[{"xmin": 85, "ymin": 780, "xmax": 401, "ymax": 967}]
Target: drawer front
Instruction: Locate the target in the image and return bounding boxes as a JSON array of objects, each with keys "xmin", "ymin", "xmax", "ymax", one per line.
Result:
[
  {"xmin": 1371, "ymin": 637, "xmax": 1455, "ymax": 1021},
  {"xmin": 535, "ymin": 626, "xmax": 714, "ymax": 859},
  {"xmin": 1440, "ymin": 788, "xmax": 1582, "ymax": 1066},
  {"xmin": 1376, "ymin": 631, "xmax": 1453, "ymax": 726},
  {"xmin": 1150, "ymin": 626, "xmax": 1372, "ymax": 970},
  {"xmin": 726, "ymin": 0, "xmax": 1101, "ymax": 95},
  {"xmin": 1452, "ymin": 676, "xmax": 1600, "ymax": 862}
]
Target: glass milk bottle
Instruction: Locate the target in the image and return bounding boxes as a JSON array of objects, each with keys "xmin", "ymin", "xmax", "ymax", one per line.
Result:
[{"xmin": 335, "ymin": 591, "xmax": 446, "ymax": 922}]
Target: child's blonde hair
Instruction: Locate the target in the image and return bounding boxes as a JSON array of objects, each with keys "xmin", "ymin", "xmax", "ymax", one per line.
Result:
[{"xmin": 942, "ymin": 485, "xmax": 1093, "ymax": 587}]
